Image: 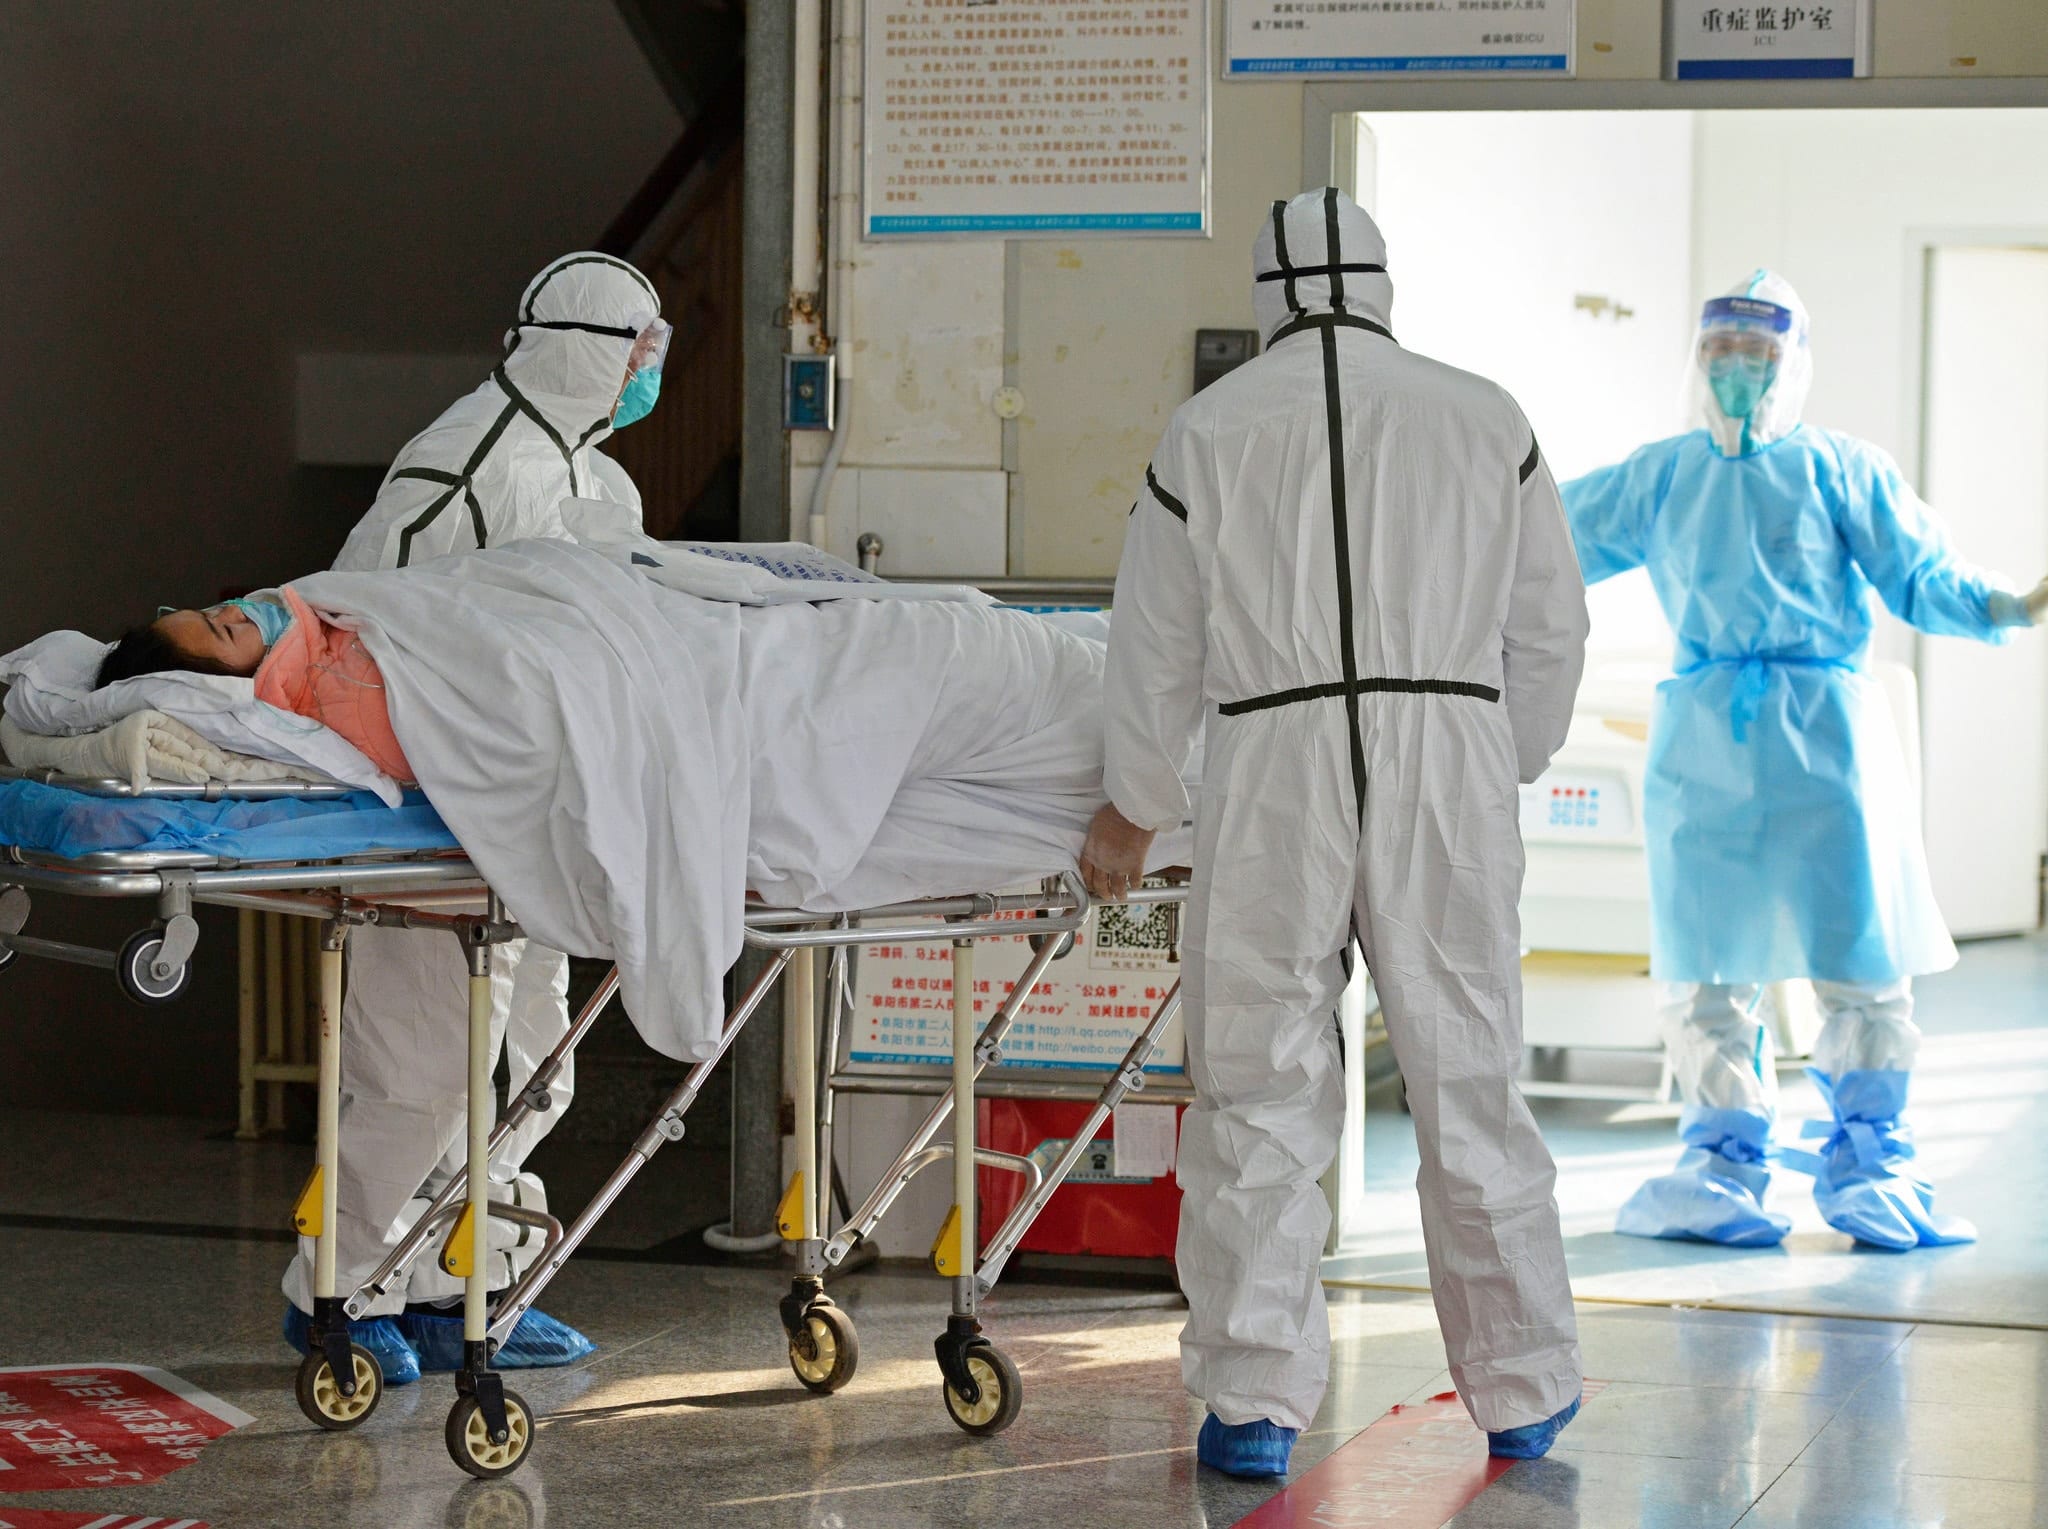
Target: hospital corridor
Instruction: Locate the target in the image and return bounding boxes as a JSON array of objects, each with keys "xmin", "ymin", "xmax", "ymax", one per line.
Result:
[{"xmin": 3, "ymin": 4, "xmax": 2047, "ymax": 1527}]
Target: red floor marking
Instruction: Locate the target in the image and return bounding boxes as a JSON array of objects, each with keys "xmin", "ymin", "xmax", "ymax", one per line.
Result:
[
  {"xmin": 1233, "ymin": 1382, "xmax": 1608, "ymax": 1529},
  {"xmin": 0, "ymin": 1365, "xmax": 251, "ymax": 1493},
  {"xmin": 0, "ymin": 1514, "xmax": 210, "ymax": 1528}
]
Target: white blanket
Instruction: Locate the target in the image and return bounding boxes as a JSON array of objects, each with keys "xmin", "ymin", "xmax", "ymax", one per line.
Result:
[
  {"xmin": 0, "ymin": 712, "xmax": 328, "ymax": 793},
  {"xmin": 294, "ymin": 538, "xmax": 1186, "ymax": 1062}
]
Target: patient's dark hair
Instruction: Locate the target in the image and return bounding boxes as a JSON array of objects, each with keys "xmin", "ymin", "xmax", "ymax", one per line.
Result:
[{"xmin": 95, "ymin": 622, "xmax": 240, "ymax": 689}]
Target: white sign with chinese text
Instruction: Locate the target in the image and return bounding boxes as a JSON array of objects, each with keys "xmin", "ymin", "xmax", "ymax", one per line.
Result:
[
  {"xmin": 1225, "ymin": 0, "xmax": 1574, "ymax": 77},
  {"xmin": 1667, "ymin": 0, "xmax": 1868, "ymax": 79},
  {"xmin": 863, "ymin": 0, "xmax": 1209, "ymax": 239},
  {"xmin": 848, "ymin": 896, "xmax": 1185, "ymax": 1072}
]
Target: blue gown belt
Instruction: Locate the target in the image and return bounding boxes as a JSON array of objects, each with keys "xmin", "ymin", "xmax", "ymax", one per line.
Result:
[{"xmin": 1675, "ymin": 654, "xmax": 1854, "ymax": 742}]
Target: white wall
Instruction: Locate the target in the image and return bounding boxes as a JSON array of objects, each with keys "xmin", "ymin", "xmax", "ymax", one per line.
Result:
[
  {"xmin": 1010, "ymin": 81, "xmax": 1306, "ymax": 577},
  {"xmin": 1353, "ymin": 109, "xmax": 1696, "ymax": 657}
]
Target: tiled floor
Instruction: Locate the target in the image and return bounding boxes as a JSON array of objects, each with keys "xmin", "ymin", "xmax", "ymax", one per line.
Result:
[{"xmin": 0, "ymin": 936, "xmax": 2040, "ymax": 1526}]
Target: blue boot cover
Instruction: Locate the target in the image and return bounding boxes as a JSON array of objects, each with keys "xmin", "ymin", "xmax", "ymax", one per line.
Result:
[
  {"xmin": 1197, "ymin": 1414, "xmax": 1299, "ymax": 1480},
  {"xmin": 283, "ymin": 1303, "xmax": 422, "ymax": 1386},
  {"xmin": 398, "ymin": 1305, "xmax": 597, "ymax": 1370},
  {"xmin": 1488, "ymin": 1393, "xmax": 1582, "ymax": 1459},
  {"xmin": 1615, "ymin": 1107, "xmax": 1790, "ymax": 1247},
  {"xmin": 1798, "ymin": 1070, "xmax": 1976, "ymax": 1251}
]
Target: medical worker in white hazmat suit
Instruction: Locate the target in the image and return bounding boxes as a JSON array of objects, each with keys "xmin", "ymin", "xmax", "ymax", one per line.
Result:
[
  {"xmin": 283, "ymin": 252, "xmax": 671, "ymax": 1381},
  {"xmin": 1565, "ymin": 271, "xmax": 2048, "ymax": 1252},
  {"xmin": 1081, "ymin": 190, "xmax": 1589, "ymax": 1478}
]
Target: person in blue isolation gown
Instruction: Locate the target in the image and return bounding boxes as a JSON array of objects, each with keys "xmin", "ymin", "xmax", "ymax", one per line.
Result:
[{"xmin": 1562, "ymin": 270, "xmax": 2048, "ymax": 1251}]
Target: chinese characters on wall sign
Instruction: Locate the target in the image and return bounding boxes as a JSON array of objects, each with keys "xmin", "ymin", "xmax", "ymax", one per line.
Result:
[
  {"xmin": 849, "ymin": 900, "xmax": 1186, "ymax": 1071},
  {"xmin": 1667, "ymin": 0, "xmax": 1867, "ymax": 78},
  {"xmin": 864, "ymin": 0, "xmax": 1209, "ymax": 238}
]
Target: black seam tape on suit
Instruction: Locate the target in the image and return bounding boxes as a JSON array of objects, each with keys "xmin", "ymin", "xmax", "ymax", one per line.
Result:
[
  {"xmin": 1323, "ymin": 188, "xmax": 1348, "ymax": 314},
  {"xmin": 1145, "ymin": 465, "xmax": 1190, "ymax": 523},
  {"xmin": 1271, "ymin": 312, "xmax": 1395, "ymax": 346},
  {"xmin": 1217, "ymin": 678, "xmax": 1503, "ymax": 717},
  {"xmin": 1255, "ymin": 263, "xmax": 1386, "ymax": 283},
  {"xmin": 1318, "ymin": 323, "xmax": 1371, "ymax": 822},
  {"xmin": 1270, "ymin": 200, "xmax": 1304, "ymax": 319}
]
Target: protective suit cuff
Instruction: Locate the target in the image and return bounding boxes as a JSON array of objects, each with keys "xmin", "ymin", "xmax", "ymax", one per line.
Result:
[{"xmin": 1104, "ymin": 779, "xmax": 1189, "ymax": 837}]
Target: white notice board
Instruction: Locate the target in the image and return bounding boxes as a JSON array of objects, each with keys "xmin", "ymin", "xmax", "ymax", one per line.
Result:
[
  {"xmin": 863, "ymin": 0, "xmax": 1210, "ymax": 239},
  {"xmin": 849, "ymin": 895, "xmax": 1185, "ymax": 1072},
  {"xmin": 1226, "ymin": 0, "xmax": 1573, "ymax": 77},
  {"xmin": 1666, "ymin": 0, "xmax": 1868, "ymax": 79}
]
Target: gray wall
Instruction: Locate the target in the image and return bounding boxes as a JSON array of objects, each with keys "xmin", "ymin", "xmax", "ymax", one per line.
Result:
[{"xmin": 0, "ymin": 3, "xmax": 681, "ymax": 1117}]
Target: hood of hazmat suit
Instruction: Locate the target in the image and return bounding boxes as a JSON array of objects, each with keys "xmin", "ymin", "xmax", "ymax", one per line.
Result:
[
  {"xmin": 1690, "ymin": 269, "xmax": 1812, "ymax": 459},
  {"xmin": 1102, "ymin": 189, "xmax": 1588, "ymax": 1439},
  {"xmin": 333, "ymin": 252, "xmax": 660, "ymax": 572}
]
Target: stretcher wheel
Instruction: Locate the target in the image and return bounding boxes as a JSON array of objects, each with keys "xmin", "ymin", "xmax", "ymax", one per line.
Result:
[
  {"xmin": 446, "ymin": 1388, "xmax": 535, "ymax": 1480},
  {"xmin": 941, "ymin": 1345, "xmax": 1021, "ymax": 1436},
  {"xmin": 117, "ymin": 928, "xmax": 190, "ymax": 1006},
  {"xmin": 295, "ymin": 1345, "xmax": 382, "ymax": 1430},
  {"xmin": 789, "ymin": 1303, "xmax": 860, "ymax": 1394}
]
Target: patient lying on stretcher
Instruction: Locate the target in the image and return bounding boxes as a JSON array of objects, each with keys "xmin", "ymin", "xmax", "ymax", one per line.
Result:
[
  {"xmin": 97, "ymin": 589, "xmax": 415, "ymax": 784},
  {"xmin": 60, "ymin": 534, "xmax": 1195, "ymax": 1064}
]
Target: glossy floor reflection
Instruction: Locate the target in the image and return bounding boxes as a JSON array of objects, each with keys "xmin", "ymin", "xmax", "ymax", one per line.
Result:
[
  {"xmin": 0, "ymin": 1222, "xmax": 2043, "ymax": 1527},
  {"xmin": 0, "ymin": 936, "xmax": 2039, "ymax": 1526}
]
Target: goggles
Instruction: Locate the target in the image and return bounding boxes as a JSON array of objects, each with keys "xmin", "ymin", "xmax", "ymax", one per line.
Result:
[{"xmin": 518, "ymin": 316, "xmax": 673, "ymax": 376}]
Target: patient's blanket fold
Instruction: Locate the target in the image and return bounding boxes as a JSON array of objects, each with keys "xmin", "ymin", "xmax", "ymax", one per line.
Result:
[{"xmin": 295, "ymin": 541, "xmax": 749, "ymax": 1064}]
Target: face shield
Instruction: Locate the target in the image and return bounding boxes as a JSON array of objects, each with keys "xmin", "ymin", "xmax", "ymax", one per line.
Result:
[
  {"xmin": 1699, "ymin": 300, "xmax": 1787, "ymax": 421},
  {"xmin": 512, "ymin": 315, "xmax": 671, "ymax": 375},
  {"xmin": 1687, "ymin": 274, "xmax": 1812, "ymax": 458}
]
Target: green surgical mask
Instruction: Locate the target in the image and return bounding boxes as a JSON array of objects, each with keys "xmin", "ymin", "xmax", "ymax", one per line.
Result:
[
  {"xmin": 611, "ymin": 368, "xmax": 662, "ymax": 429},
  {"xmin": 1707, "ymin": 353, "xmax": 1776, "ymax": 421}
]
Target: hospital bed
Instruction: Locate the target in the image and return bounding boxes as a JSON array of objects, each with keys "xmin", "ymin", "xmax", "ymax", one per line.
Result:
[{"xmin": 0, "ymin": 766, "xmax": 1187, "ymax": 1479}]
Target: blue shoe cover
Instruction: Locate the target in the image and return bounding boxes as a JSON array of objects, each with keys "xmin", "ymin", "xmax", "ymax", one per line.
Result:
[
  {"xmin": 1799, "ymin": 1070, "xmax": 1977, "ymax": 1251},
  {"xmin": 283, "ymin": 1303, "xmax": 421, "ymax": 1387},
  {"xmin": 1197, "ymin": 1414, "xmax": 1298, "ymax": 1480},
  {"xmin": 398, "ymin": 1306, "xmax": 596, "ymax": 1370},
  {"xmin": 1488, "ymin": 1394, "xmax": 1581, "ymax": 1459},
  {"xmin": 1615, "ymin": 1107, "xmax": 1790, "ymax": 1248}
]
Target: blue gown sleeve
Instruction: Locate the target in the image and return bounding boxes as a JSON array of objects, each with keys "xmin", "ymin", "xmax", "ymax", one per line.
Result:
[
  {"xmin": 1560, "ymin": 441, "xmax": 1671, "ymax": 585},
  {"xmin": 1826, "ymin": 433, "xmax": 2017, "ymax": 643}
]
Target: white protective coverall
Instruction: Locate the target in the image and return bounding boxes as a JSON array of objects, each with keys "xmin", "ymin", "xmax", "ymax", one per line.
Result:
[
  {"xmin": 1103, "ymin": 190, "xmax": 1588, "ymax": 1434},
  {"xmin": 284, "ymin": 252, "xmax": 660, "ymax": 1314}
]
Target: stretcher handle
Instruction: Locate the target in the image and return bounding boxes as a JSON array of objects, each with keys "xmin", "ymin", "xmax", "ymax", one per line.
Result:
[{"xmin": 742, "ymin": 870, "xmax": 1094, "ymax": 950}]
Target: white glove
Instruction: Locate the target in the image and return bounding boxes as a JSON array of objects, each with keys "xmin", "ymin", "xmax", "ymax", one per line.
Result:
[{"xmin": 1989, "ymin": 578, "xmax": 2048, "ymax": 628}]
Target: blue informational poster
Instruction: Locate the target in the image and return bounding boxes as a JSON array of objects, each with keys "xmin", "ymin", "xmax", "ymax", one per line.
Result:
[{"xmin": 1226, "ymin": 0, "xmax": 1574, "ymax": 78}]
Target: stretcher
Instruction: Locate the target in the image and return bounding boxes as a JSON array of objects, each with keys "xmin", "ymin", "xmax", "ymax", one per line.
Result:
[{"xmin": 0, "ymin": 766, "xmax": 1189, "ymax": 1477}]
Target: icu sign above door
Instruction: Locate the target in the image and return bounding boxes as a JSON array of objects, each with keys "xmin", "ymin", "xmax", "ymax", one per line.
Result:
[
  {"xmin": 1225, "ymin": 0, "xmax": 1574, "ymax": 77},
  {"xmin": 1665, "ymin": 0, "xmax": 1870, "ymax": 79}
]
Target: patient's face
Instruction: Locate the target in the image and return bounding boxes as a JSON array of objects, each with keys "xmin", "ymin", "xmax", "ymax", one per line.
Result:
[{"xmin": 156, "ymin": 607, "xmax": 267, "ymax": 677}]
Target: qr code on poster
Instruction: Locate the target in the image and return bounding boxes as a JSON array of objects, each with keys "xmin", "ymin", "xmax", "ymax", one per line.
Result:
[{"xmin": 1089, "ymin": 886, "xmax": 1179, "ymax": 973}]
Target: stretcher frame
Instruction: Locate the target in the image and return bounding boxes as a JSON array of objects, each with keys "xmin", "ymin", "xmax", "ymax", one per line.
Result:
[
  {"xmin": 0, "ymin": 770, "xmax": 543, "ymax": 1473},
  {"xmin": 0, "ymin": 769, "xmax": 1193, "ymax": 1470}
]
